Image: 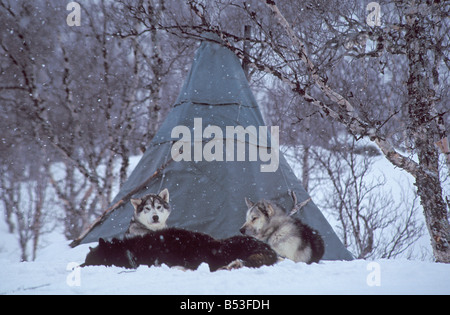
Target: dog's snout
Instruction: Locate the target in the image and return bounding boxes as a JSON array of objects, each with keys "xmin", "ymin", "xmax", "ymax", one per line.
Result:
[
  {"xmin": 239, "ymin": 227, "xmax": 246, "ymax": 235},
  {"xmin": 152, "ymin": 215, "xmax": 159, "ymax": 222}
]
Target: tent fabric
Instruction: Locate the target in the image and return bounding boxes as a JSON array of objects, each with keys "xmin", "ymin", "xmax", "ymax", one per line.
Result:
[{"xmin": 77, "ymin": 35, "xmax": 353, "ymax": 261}]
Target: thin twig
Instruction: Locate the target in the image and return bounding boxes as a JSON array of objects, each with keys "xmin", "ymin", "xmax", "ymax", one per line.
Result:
[{"xmin": 288, "ymin": 190, "xmax": 312, "ymax": 216}]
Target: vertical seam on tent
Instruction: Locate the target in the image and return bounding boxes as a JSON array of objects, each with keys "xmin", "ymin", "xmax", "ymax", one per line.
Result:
[
  {"xmin": 279, "ymin": 155, "xmax": 291, "ymax": 192},
  {"xmin": 157, "ymin": 143, "xmax": 172, "ymax": 192},
  {"xmin": 236, "ymin": 102, "xmax": 242, "ymax": 122}
]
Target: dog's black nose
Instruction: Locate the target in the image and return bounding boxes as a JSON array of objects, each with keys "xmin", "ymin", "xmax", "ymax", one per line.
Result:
[
  {"xmin": 152, "ymin": 215, "xmax": 159, "ymax": 222},
  {"xmin": 239, "ymin": 227, "xmax": 246, "ymax": 235}
]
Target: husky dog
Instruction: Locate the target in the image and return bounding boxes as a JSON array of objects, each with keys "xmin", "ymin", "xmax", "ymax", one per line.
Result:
[
  {"xmin": 83, "ymin": 189, "xmax": 278, "ymax": 271},
  {"xmin": 240, "ymin": 198, "xmax": 325, "ymax": 264},
  {"xmin": 82, "ymin": 229, "xmax": 278, "ymax": 271},
  {"xmin": 125, "ymin": 189, "xmax": 170, "ymax": 237}
]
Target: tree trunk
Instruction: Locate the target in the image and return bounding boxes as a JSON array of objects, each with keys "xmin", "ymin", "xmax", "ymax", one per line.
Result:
[
  {"xmin": 31, "ymin": 176, "xmax": 45, "ymax": 261},
  {"xmin": 301, "ymin": 146, "xmax": 310, "ymax": 192},
  {"xmin": 415, "ymin": 157, "xmax": 450, "ymax": 263},
  {"xmin": 406, "ymin": 5, "xmax": 450, "ymax": 263}
]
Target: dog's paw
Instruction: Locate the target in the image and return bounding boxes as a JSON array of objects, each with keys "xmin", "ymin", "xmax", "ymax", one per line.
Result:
[
  {"xmin": 219, "ymin": 259, "xmax": 245, "ymax": 270},
  {"xmin": 171, "ymin": 265, "xmax": 188, "ymax": 271}
]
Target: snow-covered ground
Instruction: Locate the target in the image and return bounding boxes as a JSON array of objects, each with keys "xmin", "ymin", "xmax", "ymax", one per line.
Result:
[{"xmin": 1, "ymin": 227, "xmax": 449, "ymax": 295}]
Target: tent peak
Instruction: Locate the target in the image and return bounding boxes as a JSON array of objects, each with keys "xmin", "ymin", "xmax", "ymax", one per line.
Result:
[{"xmin": 174, "ymin": 32, "xmax": 256, "ymax": 108}]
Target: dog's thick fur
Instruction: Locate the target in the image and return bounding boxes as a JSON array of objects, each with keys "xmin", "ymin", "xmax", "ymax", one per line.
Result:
[
  {"xmin": 240, "ymin": 198, "xmax": 324, "ymax": 264},
  {"xmin": 125, "ymin": 189, "xmax": 170, "ymax": 237},
  {"xmin": 82, "ymin": 228, "xmax": 278, "ymax": 271}
]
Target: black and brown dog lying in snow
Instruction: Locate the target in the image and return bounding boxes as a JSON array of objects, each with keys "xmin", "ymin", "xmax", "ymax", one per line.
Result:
[{"xmin": 82, "ymin": 227, "xmax": 278, "ymax": 271}]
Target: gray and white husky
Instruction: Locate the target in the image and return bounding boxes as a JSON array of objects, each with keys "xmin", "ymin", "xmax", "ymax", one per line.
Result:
[
  {"xmin": 240, "ymin": 198, "xmax": 325, "ymax": 264},
  {"xmin": 125, "ymin": 188, "xmax": 171, "ymax": 237}
]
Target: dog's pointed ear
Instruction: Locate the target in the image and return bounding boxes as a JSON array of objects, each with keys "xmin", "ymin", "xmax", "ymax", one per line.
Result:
[
  {"xmin": 245, "ymin": 197, "xmax": 254, "ymax": 209},
  {"xmin": 266, "ymin": 204, "xmax": 275, "ymax": 217},
  {"xmin": 99, "ymin": 238, "xmax": 106, "ymax": 246},
  {"xmin": 130, "ymin": 198, "xmax": 142, "ymax": 210},
  {"xmin": 158, "ymin": 188, "xmax": 169, "ymax": 203}
]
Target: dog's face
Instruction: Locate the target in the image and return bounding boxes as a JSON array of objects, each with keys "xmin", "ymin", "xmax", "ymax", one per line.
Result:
[
  {"xmin": 130, "ymin": 189, "xmax": 170, "ymax": 231},
  {"xmin": 239, "ymin": 198, "xmax": 275, "ymax": 240}
]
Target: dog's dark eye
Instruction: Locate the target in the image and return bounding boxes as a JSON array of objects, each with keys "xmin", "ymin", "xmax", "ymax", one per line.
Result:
[
  {"xmin": 251, "ymin": 217, "xmax": 257, "ymax": 222},
  {"xmin": 156, "ymin": 205, "xmax": 162, "ymax": 210}
]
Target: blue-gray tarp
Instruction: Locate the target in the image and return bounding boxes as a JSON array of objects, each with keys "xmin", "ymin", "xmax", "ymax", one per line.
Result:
[{"xmin": 75, "ymin": 35, "xmax": 353, "ymax": 261}]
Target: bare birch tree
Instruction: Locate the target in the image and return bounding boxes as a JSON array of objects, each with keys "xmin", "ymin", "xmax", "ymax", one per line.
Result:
[
  {"xmin": 0, "ymin": 0, "xmax": 194, "ymax": 249},
  {"xmin": 165, "ymin": 0, "xmax": 449, "ymax": 263},
  {"xmin": 310, "ymin": 134, "xmax": 423, "ymax": 259}
]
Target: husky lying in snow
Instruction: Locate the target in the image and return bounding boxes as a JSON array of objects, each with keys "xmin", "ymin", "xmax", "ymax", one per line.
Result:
[
  {"xmin": 240, "ymin": 198, "xmax": 324, "ymax": 264},
  {"xmin": 125, "ymin": 189, "xmax": 170, "ymax": 237},
  {"xmin": 82, "ymin": 189, "xmax": 277, "ymax": 271},
  {"xmin": 82, "ymin": 229, "xmax": 277, "ymax": 271}
]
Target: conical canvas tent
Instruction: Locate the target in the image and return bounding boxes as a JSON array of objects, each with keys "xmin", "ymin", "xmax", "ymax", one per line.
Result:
[{"xmin": 73, "ymin": 35, "xmax": 353, "ymax": 261}]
